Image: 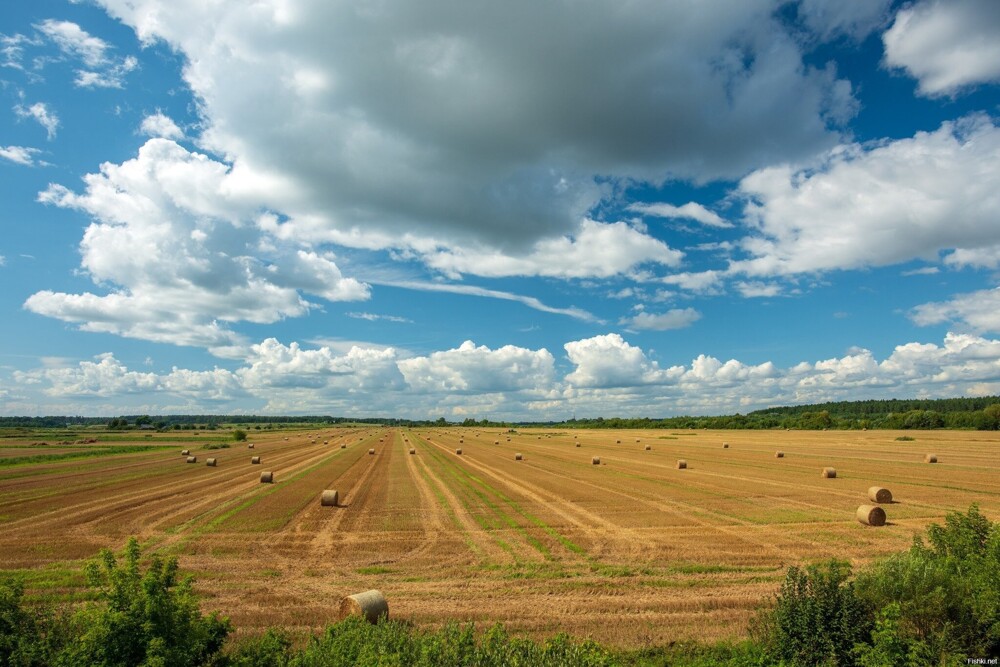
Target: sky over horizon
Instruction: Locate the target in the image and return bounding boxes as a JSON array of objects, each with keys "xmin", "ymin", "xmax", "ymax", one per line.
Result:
[{"xmin": 2, "ymin": 0, "xmax": 1000, "ymax": 419}]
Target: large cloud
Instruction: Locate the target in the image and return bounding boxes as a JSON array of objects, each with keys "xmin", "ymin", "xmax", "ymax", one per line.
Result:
[
  {"xmin": 27, "ymin": 139, "xmax": 369, "ymax": 355},
  {"xmin": 910, "ymin": 287, "xmax": 1000, "ymax": 334},
  {"xmin": 398, "ymin": 340, "xmax": 555, "ymax": 393},
  {"xmin": 93, "ymin": 0, "xmax": 854, "ymax": 256},
  {"xmin": 9, "ymin": 331, "xmax": 1000, "ymax": 418},
  {"xmin": 883, "ymin": 0, "xmax": 1000, "ymax": 97},
  {"xmin": 732, "ymin": 116, "xmax": 1000, "ymax": 277}
]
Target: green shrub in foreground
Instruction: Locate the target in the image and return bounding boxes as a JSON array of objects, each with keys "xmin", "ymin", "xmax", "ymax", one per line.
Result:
[
  {"xmin": 61, "ymin": 537, "xmax": 230, "ymax": 667},
  {"xmin": 229, "ymin": 617, "xmax": 617, "ymax": 667}
]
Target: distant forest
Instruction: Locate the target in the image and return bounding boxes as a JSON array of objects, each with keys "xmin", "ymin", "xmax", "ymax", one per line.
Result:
[{"xmin": 3, "ymin": 395, "xmax": 1000, "ymax": 430}]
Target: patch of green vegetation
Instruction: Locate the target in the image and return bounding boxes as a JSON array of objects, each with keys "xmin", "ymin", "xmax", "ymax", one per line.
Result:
[
  {"xmin": 260, "ymin": 569, "xmax": 282, "ymax": 578},
  {"xmin": 201, "ymin": 443, "xmax": 231, "ymax": 450},
  {"xmin": 0, "ymin": 445, "xmax": 160, "ymax": 468},
  {"xmin": 895, "ymin": 435, "xmax": 916, "ymax": 441},
  {"xmin": 355, "ymin": 566, "xmax": 393, "ymax": 575}
]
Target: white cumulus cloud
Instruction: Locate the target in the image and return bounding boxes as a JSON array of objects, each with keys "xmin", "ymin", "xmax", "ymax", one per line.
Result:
[
  {"xmin": 91, "ymin": 0, "xmax": 855, "ymax": 265},
  {"xmin": 883, "ymin": 0, "xmax": 1000, "ymax": 97},
  {"xmin": 14, "ymin": 102, "xmax": 59, "ymax": 140},
  {"xmin": 140, "ymin": 112, "xmax": 184, "ymax": 140},
  {"xmin": 27, "ymin": 139, "xmax": 369, "ymax": 355},
  {"xmin": 733, "ymin": 116, "xmax": 1000, "ymax": 277},
  {"xmin": 621, "ymin": 308, "xmax": 702, "ymax": 331},
  {"xmin": 910, "ymin": 287, "xmax": 1000, "ymax": 334},
  {"xmin": 627, "ymin": 202, "xmax": 732, "ymax": 229},
  {"xmin": 0, "ymin": 145, "xmax": 43, "ymax": 166}
]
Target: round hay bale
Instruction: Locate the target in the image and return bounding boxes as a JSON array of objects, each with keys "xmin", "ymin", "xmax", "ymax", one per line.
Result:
[
  {"xmin": 321, "ymin": 490, "xmax": 339, "ymax": 507},
  {"xmin": 260, "ymin": 471, "xmax": 274, "ymax": 484},
  {"xmin": 616, "ymin": 439, "xmax": 621, "ymax": 444},
  {"xmin": 368, "ymin": 448, "xmax": 375, "ymax": 455},
  {"xmin": 186, "ymin": 456, "xmax": 197, "ymax": 463},
  {"xmin": 409, "ymin": 448, "xmax": 415, "ymax": 455},
  {"xmin": 206, "ymin": 458, "xmax": 217, "ymax": 467},
  {"xmin": 575, "ymin": 443, "xmax": 581, "ymax": 447},
  {"xmin": 592, "ymin": 456, "xmax": 600, "ymax": 465},
  {"xmin": 248, "ymin": 443, "xmax": 255, "ymax": 449},
  {"xmin": 775, "ymin": 451, "xmax": 784, "ymax": 458},
  {"xmin": 856, "ymin": 504, "xmax": 886, "ymax": 526},
  {"xmin": 339, "ymin": 590, "xmax": 388, "ymax": 623},
  {"xmin": 494, "ymin": 440, "xmax": 500, "ymax": 445},
  {"xmin": 515, "ymin": 453, "xmax": 523, "ymax": 460},
  {"xmin": 644, "ymin": 445, "xmax": 652, "ymax": 451},
  {"xmin": 181, "ymin": 449, "xmax": 190, "ymax": 455},
  {"xmin": 251, "ymin": 456, "xmax": 261, "ymax": 464},
  {"xmin": 341, "ymin": 444, "xmax": 346, "ymax": 449},
  {"xmin": 822, "ymin": 467, "xmax": 837, "ymax": 478},
  {"xmin": 868, "ymin": 486, "xmax": 893, "ymax": 503},
  {"xmin": 676, "ymin": 459, "xmax": 687, "ymax": 469},
  {"xmin": 925, "ymin": 454, "xmax": 937, "ymax": 463},
  {"xmin": 723, "ymin": 442, "xmax": 729, "ymax": 448},
  {"xmin": 284, "ymin": 437, "xmax": 288, "ymax": 441},
  {"xmin": 455, "ymin": 448, "xmax": 462, "ymax": 455}
]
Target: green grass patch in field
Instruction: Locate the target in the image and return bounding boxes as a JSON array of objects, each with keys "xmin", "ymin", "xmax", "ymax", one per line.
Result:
[
  {"xmin": 201, "ymin": 443, "xmax": 231, "ymax": 450},
  {"xmin": 895, "ymin": 435, "xmax": 916, "ymax": 441},
  {"xmin": 355, "ymin": 566, "xmax": 393, "ymax": 575},
  {"xmin": 0, "ymin": 445, "xmax": 160, "ymax": 468}
]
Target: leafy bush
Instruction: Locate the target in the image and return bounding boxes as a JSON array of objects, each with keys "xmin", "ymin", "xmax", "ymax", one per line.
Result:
[
  {"xmin": 267, "ymin": 616, "xmax": 617, "ymax": 667},
  {"xmin": 60, "ymin": 537, "xmax": 230, "ymax": 666},
  {"xmin": 854, "ymin": 505, "xmax": 1000, "ymax": 664},
  {"xmin": 754, "ymin": 559, "xmax": 870, "ymax": 666},
  {"xmin": 0, "ymin": 576, "xmax": 60, "ymax": 667},
  {"xmin": 233, "ymin": 430, "xmax": 248, "ymax": 442}
]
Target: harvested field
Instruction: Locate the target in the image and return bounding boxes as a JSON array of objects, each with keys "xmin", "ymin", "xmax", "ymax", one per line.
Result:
[{"xmin": 0, "ymin": 427, "xmax": 997, "ymax": 648}]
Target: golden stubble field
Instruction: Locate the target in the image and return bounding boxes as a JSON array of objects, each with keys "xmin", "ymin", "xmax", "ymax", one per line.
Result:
[{"xmin": 1, "ymin": 427, "xmax": 998, "ymax": 647}]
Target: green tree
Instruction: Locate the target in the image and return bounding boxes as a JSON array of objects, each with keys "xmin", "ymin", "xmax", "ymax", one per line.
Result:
[{"xmin": 233, "ymin": 429, "xmax": 248, "ymax": 442}]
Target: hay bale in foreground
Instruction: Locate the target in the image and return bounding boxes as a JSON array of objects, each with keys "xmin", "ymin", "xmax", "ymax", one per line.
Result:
[
  {"xmin": 206, "ymin": 458, "xmax": 217, "ymax": 467},
  {"xmin": 676, "ymin": 459, "xmax": 687, "ymax": 469},
  {"xmin": 515, "ymin": 453, "xmax": 523, "ymax": 461},
  {"xmin": 856, "ymin": 504, "xmax": 886, "ymax": 526},
  {"xmin": 455, "ymin": 448, "xmax": 462, "ymax": 455},
  {"xmin": 368, "ymin": 448, "xmax": 375, "ymax": 455},
  {"xmin": 925, "ymin": 454, "xmax": 938, "ymax": 463},
  {"xmin": 723, "ymin": 443, "xmax": 729, "ymax": 448},
  {"xmin": 494, "ymin": 440, "xmax": 500, "ymax": 445},
  {"xmin": 251, "ymin": 456, "xmax": 261, "ymax": 464},
  {"xmin": 644, "ymin": 445, "xmax": 652, "ymax": 451},
  {"xmin": 409, "ymin": 448, "xmax": 415, "ymax": 455},
  {"xmin": 260, "ymin": 471, "xmax": 274, "ymax": 484},
  {"xmin": 186, "ymin": 456, "xmax": 197, "ymax": 463},
  {"xmin": 575, "ymin": 443, "xmax": 581, "ymax": 447},
  {"xmin": 339, "ymin": 590, "xmax": 388, "ymax": 623},
  {"xmin": 775, "ymin": 451, "xmax": 784, "ymax": 458},
  {"xmin": 592, "ymin": 456, "xmax": 600, "ymax": 465},
  {"xmin": 341, "ymin": 444, "xmax": 346, "ymax": 449},
  {"xmin": 321, "ymin": 490, "xmax": 339, "ymax": 507},
  {"xmin": 181, "ymin": 449, "xmax": 190, "ymax": 455},
  {"xmin": 868, "ymin": 486, "xmax": 892, "ymax": 503},
  {"xmin": 822, "ymin": 467, "xmax": 837, "ymax": 478}
]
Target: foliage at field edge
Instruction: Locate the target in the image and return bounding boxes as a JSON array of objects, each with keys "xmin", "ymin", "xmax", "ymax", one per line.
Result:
[
  {"xmin": 3, "ymin": 395, "xmax": 1000, "ymax": 431},
  {"xmin": 2, "ymin": 507, "xmax": 999, "ymax": 666}
]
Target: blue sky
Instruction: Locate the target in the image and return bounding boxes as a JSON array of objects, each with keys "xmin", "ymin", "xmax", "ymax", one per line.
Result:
[{"xmin": 2, "ymin": 0, "xmax": 1000, "ymax": 419}]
